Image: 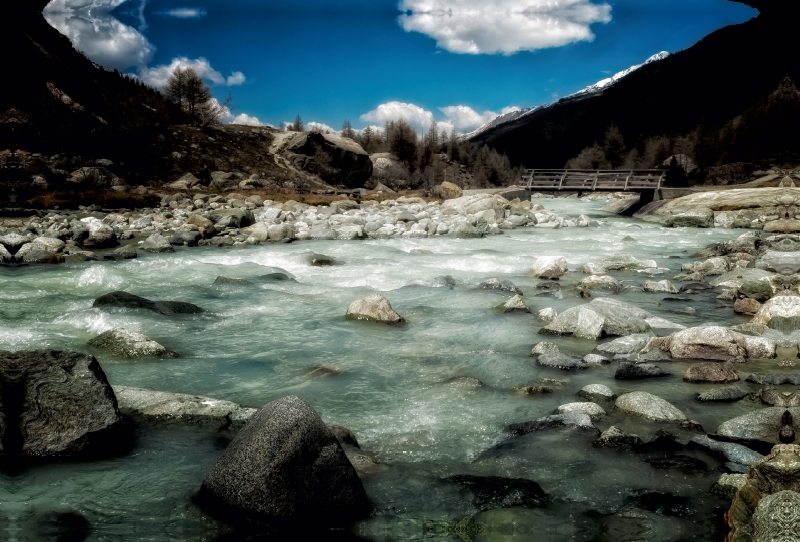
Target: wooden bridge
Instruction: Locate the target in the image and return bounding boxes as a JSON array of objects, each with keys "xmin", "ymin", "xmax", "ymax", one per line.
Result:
[{"xmin": 523, "ymin": 169, "xmax": 665, "ymax": 193}]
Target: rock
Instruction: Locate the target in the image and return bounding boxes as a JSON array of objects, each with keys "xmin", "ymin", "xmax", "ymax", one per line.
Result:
[
  {"xmin": 717, "ymin": 408, "xmax": 800, "ymax": 440},
  {"xmin": 445, "ymin": 475, "xmax": 548, "ymax": 510},
  {"xmin": 283, "ymin": 132, "xmax": 373, "ymax": 188},
  {"xmin": 113, "ymin": 387, "xmax": 256, "ymax": 430},
  {"xmin": 0, "ymin": 232, "xmax": 27, "ymax": 254},
  {"xmin": 141, "ymin": 234, "xmax": 175, "ymax": 253},
  {"xmin": 583, "ymin": 354, "xmax": 610, "ymax": 366},
  {"xmin": 739, "ymin": 279, "xmax": 774, "ymax": 302},
  {"xmin": 206, "ymin": 208, "xmax": 255, "ymax": 228},
  {"xmin": 327, "ymin": 425, "xmax": 360, "ymax": 448},
  {"xmin": 752, "ymin": 295, "xmax": 800, "ymax": 332},
  {"xmin": 697, "ymin": 386, "xmax": 750, "ymax": 402},
  {"xmin": 536, "ymin": 353, "xmax": 588, "ymax": 371},
  {"xmin": 759, "ymin": 389, "xmax": 800, "ymax": 407},
  {"xmin": 578, "ymin": 384, "xmax": 615, "ymax": 402},
  {"xmin": 479, "ymin": 278, "xmax": 523, "ymax": 295},
  {"xmin": 530, "ymin": 256, "xmax": 568, "ymax": 280},
  {"xmin": 87, "ymin": 328, "xmax": 179, "ymax": 359},
  {"xmin": 644, "ymin": 455, "xmax": 708, "ymax": 473},
  {"xmin": 93, "ymin": 291, "xmax": 205, "ymax": 316},
  {"xmin": 32, "ymin": 236, "xmax": 65, "ymax": 253},
  {"xmin": 168, "ymin": 231, "xmax": 202, "ymax": 247},
  {"xmin": 600, "ymin": 253, "xmax": 657, "ymax": 271},
  {"xmin": 554, "ymin": 402, "xmax": 606, "ymax": 421},
  {"xmin": 346, "ymin": 295, "xmax": 405, "ymax": 324},
  {"xmin": 442, "ymin": 193, "xmax": 510, "ymax": 215},
  {"xmin": 307, "ymin": 253, "xmax": 341, "ymax": 267},
  {"xmin": 0, "ymin": 350, "xmax": 124, "ymax": 457},
  {"xmin": 447, "ymin": 376, "xmax": 484, "ymax": 389},
  {"xmin": 756, "ymin": 251, "xmax": 800, "ymax": 275},
  {"xmin": 22, "ymin": 248, "xmax": 59, "ymax": 264},
  {"xmin": 540, "ymin": 298, "xmax": 651, "ymax": 340},
  {"xmin": 530, "ymin": 342, "xmax": 559, "ymax": 356},
  {"xmin": 725, "ymin": 444, "xmax": 800, "ymax": 539},
  {"xmin": 684, "ymin": 362, "xmax": 739, "ymax": 384},
  {"xmin": 537, "ymin": 307, "xmax": 558, "ymax": 323},
  {"xmin": 432, "ymin": 181, "xmax": 463, "ymax": 200},
  {"xmin": 82, "ymin": 223, "xmax": 118, "ymax": 249},
  {"xmin": 579, "ymin": 275, "xmax": 623, "ymax": 293},
  {"xmin": 734, "ymin": 298, "xmax": 762, "ymax": 315},
  {"xmin": 450, "ymin": 222, "xmax": 482, "ymax": 238},
  {"xmin": 644, "ymin": 280, "xmax": 679, "ymax": 294},
  {"xmin": 506, "ymin": 412, "xmax": 597, "ymax": 436},
  {"xmin": 712, "ymin": 473, "xmax": 748, "ymax": 499},
  {"xmin": 582, "ymin": 262, "xmax": 607, "ymax": 274},
  {"xmin": 592, "ymin": 426, "xmax": 643, "ymax": 448},
  {"xmin": 597, "ymin": 333, "xmax": 655, "ymax": 355},
  {"xmin": 615, "ymin": 391, "xmax": 687, "ymax": 422},
  {"xmin": 710, "ymin": 268, "xmax": 775, "ymax": 290},
  {"xmin": 615, "ymin": 362, "xmax": 670, "ymax": 380},
  {"xmin": 764, "ymin": 219, "xmax": 800, "ymax": 233},
  {"xmin": 113, "ymin": 245, "xmax": 137, "ymax": 259},
  {"xmin": 689, "ymin": 435, "xmax": 763, "ymax": 467},
  {"xmin": 214, "ymin": 276, "xmax": 255, "ymax": 287},
  {"xmin": 199, "ymin": 396, "xmax": 369, "ymax": 525},
  {"xmin": 502, "ymin": 295, "xmax": 530, "ymax": 313},
  {"xmin": 641, "ymin": 326, "xmax": 776, "ymax": 363}
]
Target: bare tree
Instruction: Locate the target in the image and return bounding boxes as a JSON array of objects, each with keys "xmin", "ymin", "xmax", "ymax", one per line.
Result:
[{"xmin": 163, "ymin": 66, "xmax": 230, "ymax": 126}]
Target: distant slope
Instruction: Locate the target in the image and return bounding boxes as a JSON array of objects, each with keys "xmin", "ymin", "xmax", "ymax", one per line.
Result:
[
  {"xmin": 464, "ymin": 52, "xmax": 669, "ymax": 141},
  {"xmin": 470, "ymin": 1, "xmax": 796, "ymax": 168}
]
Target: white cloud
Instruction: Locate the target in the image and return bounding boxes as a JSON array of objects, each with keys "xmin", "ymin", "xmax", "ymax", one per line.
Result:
[
  {"xmin": 230, "ymin": 113, "xmax": 266, "ymax": 126},
  {"xmin": 360, "ymin": 101, "xmax": 434, "ymax": 132},
  {"xmin": 439, "ymin": 105, "xmax": 496, "ymax": 131},
  {"xmin": 44, "ymin": 0, "xmax": 155, "ymax": 70},
  {"xmin": 398, "ymin": 0, "xmax": 612, "ymax": 55},
  {"xmin": 307, "ymin": 122, "xmax": 339, "ymax": 134},
  {"xmin": 138, "ymin": 57, "xmax": 247, "ymax": 88},
  {"xmin": 162, "ymin": 8, "xmax": 208, "ymax": 18}
]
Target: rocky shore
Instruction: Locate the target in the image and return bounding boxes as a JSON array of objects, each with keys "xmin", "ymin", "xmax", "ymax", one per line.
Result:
[{"xmin": 0, "ymin": 190, "xmax": 608, "ymax": 264}]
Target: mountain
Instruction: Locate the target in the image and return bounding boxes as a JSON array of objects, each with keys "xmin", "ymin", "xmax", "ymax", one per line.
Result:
[
  {"xmin": 464, "ymin": 52, "xmax": 669, "ymax": 141},
  {"xmin": 469, "ymin": 0, "xmax": 799, "ymax": 168},
  {"xmin": 1, "ymin": 1, "xmax": 177, "ymax": 159}
]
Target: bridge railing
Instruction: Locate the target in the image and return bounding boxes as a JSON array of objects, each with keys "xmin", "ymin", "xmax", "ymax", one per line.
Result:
[{"xmin": 522, "ymin": 169, "xmax": 665, "ymax": 191}]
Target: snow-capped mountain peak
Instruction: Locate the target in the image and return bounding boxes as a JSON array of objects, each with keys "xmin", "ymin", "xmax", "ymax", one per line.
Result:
[{"xmin": 464, "ymin": 52, "xmax": 670, "ymax": 140}]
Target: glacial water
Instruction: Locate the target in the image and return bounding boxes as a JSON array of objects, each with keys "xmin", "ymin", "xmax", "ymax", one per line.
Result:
[{"xmin": 0, "ymin": 198, "xmax": 764, "ymax": 541}]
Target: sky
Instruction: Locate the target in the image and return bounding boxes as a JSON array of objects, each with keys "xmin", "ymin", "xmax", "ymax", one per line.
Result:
[{"xmin": 42, "ymin": 0, "xmax": 757, "ymax": 135}]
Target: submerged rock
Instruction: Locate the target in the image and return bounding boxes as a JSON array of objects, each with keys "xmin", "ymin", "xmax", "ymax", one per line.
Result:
[
  {"xmin": 507, "ymin": 412, "xmax": 598, "ymax": 436},
  {"xmin": 536, "ymin": 353, "xmax": 588, "ymax": 371},
  {"xmin": 593, "ymin": 426, "xmax": 643, "ymax": 448},
  {"xmin": 697, "ymin": 386, "xmax": 750, "ymax": 402},
  {"xmin": 87, "ymin": 328, "xmax": 180, "ymax": 359},
  {"xmin": 615, "ymin": 362, "xmax": 670, "ymax": 380},
  {"xmin": 346, "ymin": 294, "xmax": 405, "ymax": 324},
  {"xmin": 597, "ymin": 333, "xmax": 655, "ymax": 355},
  {"xmin": 688, "ymin": 435, "xmax": 763, "ymax": 468},
  {"xmin": 199, "ymin": 396, "xmax": 369, "ymax": 525},
  {"xmin": 0, "ymin": 350, "xmax": 125, "ymax": 457},
  {"xmin": 479, "ymin": 278, "xmax": 523, "ymax": 295},
  {"xmin": 113, "ymin": 387, "xmax": 256, "ymax": 430},
  {"xmin": 93, "ymin": 291, "xmax": 205, "ymax": 316},
  {"xmin": 445, "ymin": 475, "xmax": 549, "ymax": 510},
  {"xmin": 540, "ymin": 298, "xmax": 651, "ymax": 340},
  {"xmin": 716, "ymin": 408, "xmax": 800, "ymax": 441},
  {"xmin": 615, "ymin": 391, "xmax": 686, "ymax": 422}
]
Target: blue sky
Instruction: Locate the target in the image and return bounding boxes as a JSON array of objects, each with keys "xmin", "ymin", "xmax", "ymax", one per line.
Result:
[{"xmin": 43, "ymin": 0, "xmax": 757, "ymax": 134}]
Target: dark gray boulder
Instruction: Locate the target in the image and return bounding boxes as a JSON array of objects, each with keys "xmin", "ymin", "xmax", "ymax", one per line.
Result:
[
  {"xmin": 199, "ymin": 396, "xmax": 369, "ymax": 525},
  {"xmin": 537, "ymin": 353, "xmax": 588, "ymax": 371},
  {"xmin": 479, "ymin": 278, "xmax": 523, "ymax": 295},
  {"xmin": 93, "ymin": 291, "xmax": 204, "ymax": 316},
  {"xmin": 169, "ymin": 231, "xmax": 202, "ymax": 247},
  {"xmin": 444, "ymin": 475, "xmax": 549, "ymax": 510},
  {"xmin": 284, "ymin": 132, "xmax": 373, "ymax": 189},
  {"xmin": 697, "ymin": 386, "xmax": 750, "ymax": 402},
  {"xmin": 615, "ymin": 362, "xmax": 670, "ymax": 379},
  {"xmin": 0, "ymin": 350, "xmax": 124, "ymax": 457}
]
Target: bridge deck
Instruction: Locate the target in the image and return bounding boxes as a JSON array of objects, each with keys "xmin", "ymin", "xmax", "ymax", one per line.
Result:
[{"xmin": 523, "ymin": 169, "xmax": 665, "ymax": 192}]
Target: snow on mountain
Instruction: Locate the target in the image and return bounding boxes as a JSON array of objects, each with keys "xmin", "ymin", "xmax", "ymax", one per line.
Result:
[{"xmin": 464, "ymin": 52, "xmax": 670, "ymax": 140}]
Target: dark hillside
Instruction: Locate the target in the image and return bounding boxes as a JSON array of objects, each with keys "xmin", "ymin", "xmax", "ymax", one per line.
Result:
[{"xmin": 471, "ymin": 1, "xmax": 798, "ymax": 168}]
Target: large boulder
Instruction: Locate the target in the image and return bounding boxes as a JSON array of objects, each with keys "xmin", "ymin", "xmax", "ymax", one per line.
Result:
[
  {"xmin": 442, "ymin": 193, "xmax": 510, "ymax": 215},
  {"xmin": 113, "ymin": 387, "xmax": 256, "ymax": 431},
  {"xmin": 530, "ymin": 256, "xmax": 568, "ymax": 280},
  {"xmin": 433, "ymin": 181, "xmax": 463, "ymax": 200},
  {"xmin": 641, "ymin": 326, "xmax": 776, "ymax": 363},
  {"xmin": 283, "ymin": 132, "xmax": 373, "ymax": 189},
  {"xmin": 717, "ymin": 408, "xmax": 800, "ymax": 440},
  {"xmin": 140, "ymin": 234, "xmax": 174, "ymax": 253},
  {"xmin": 80, "ymin": 218, "xmax": 118, "ymax": 249},
  {"xmin": 540, "ymin": 298, "xmax": 652, "ymax": 340},
  {"xmin": 0, "ymin": 350, "xmax": 124, "ymax": 457},
  {"xmin": 93, "ymin": 291, "xmax": 205, "ymax": 316},
  {"xmin": 346, "ymin": 295, "xmax": 405, "ymax": 324},
  {"xmin": 756, "ymin": 251, "xmax": 800, "ymax": 275},
  {"xmin": 752, "ymin": 295, "xmax": 800, "ymax": 332},
  {"xmin": 615, "ymin": 391, "xmax": 686, "ymax": 422},
  {"xmin": 87, "ymin": 328, "xmax": 179, "ymax": 359},
  {"xmin": 199, "ymin": 396, "xmax": 369, "ymax": 525}
]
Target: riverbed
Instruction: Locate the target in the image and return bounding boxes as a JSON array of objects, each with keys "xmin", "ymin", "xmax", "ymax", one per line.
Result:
[{"xmin": 0, "ymin": 198, "xmax": 758, "ymax": 541}]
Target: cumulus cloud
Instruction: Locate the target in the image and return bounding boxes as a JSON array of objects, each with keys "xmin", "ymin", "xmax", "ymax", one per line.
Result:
[
  {"xmin": 44, "ymin": 0, "xmax": 155, "ymax": 70},
  {"xmin": 439, "ymin": 105, "xmax": 497, "ymax": 131},
  {"xmin": 360, "ymin": 101, "xmax": 434, "ymax": 132},
  {"xmin": 138, "ymin": 57, "xmax": 247, "ymax": 88},
  {"xmin": 162, "ymin": 7, "xmax": 208, "ymax": 18},
  {"xmin": 307, "ymin": 122, "xmax": 339, "ymax": 134},
  {"xmin": 398, "ymin": 0, "xmax": 612, "ymax": 55}
]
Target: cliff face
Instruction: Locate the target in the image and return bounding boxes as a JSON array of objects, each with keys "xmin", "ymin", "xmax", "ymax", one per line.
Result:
[{"xmin": 470, "ymin": 1, "xmax": 800, "ymax": 168}]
